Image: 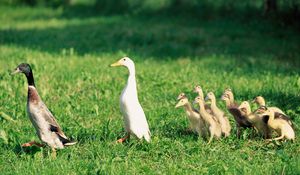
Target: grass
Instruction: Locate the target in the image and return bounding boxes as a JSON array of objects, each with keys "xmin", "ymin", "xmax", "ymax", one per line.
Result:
[{"xmin": 0, "ymin": 2, "xmax": 300, "ymax": 174}]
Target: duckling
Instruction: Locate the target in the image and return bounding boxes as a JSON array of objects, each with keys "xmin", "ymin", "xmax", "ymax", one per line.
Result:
[
  {"xmin": 252, "ymin": 96, "xmax": 285, "ymax": 115},
  {"xmin": 221, "ymin": 93, "xmax": 253, "ymax": 138},
  {"xmin": 256, "ymin": 106, "xmax": 295, "ymax": 141},
  {"xmin": 206, "ymin": 92, "xmax": 231, "ymax": 137},
  {"xmin": 194, "ymin": 96, "xmax": 222, "ymax": 144},
  {"xmin": 224, "ymin": 88, "xmax": 235, "ymax": 105},
  {"xmin": 175, "ymin": 95, "xmax": 207, "ymax": 137},
  {"xmin": 239, "ymin": 101, "xmax": 270, "ymax": 139},
  {"xmin": 193, "ymin": 85, "xmax": 212, "ymax": 114},
  {"xmin": 11, "ymin": 63, "xmax": 76, "ymax": 152},
  {"xmin": 111, "ymin": 57, "xmax": 151, "ymax": 143}
]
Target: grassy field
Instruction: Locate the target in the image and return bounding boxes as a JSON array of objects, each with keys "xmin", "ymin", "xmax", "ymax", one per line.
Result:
[{"xmin": 0, "ymin": 2, "xmax": 300, "ymax": 174}]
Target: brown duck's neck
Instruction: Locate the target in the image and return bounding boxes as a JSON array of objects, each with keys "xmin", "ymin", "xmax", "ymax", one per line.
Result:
[
  {"xmin": 28, "ymin": 86, "xmax": 40, "ymax": 104},
  {"xmin": 25, "ymin": 71, "xmax": 35, "ymax": 87}
]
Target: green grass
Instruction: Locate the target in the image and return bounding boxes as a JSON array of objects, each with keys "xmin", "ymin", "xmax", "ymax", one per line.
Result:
[{"xmin": 0, "ymin": 3, "xmax": 300, "ymax": 174}]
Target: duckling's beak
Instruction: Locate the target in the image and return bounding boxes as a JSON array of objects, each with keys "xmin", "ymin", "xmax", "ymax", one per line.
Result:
[
  {"xmin": 175, "ymin": 102, "xmax": 181, "ymax": 108},
  {"xmin": 220, "ymin": 95, "xmax": 225, "ymax": 100},
  {"xmin": 251, "ymin": 99, "xmax": 256, "ymax": 103},
  {"xmin": 110, "ymin": 61, "xmax": 122, "ymax": 67},
  {"xmin": 204, "ymin": 96, "xmax": 209, "ymax": 101},
  {"xmin": 10, "ymin": 68, "xmax": 21, "ymax": 75}
]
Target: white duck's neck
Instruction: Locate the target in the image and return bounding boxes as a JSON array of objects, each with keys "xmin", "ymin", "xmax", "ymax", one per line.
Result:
[{"xmin": 125, "ymin": 64, "xmax": 138, "ymax": 97}]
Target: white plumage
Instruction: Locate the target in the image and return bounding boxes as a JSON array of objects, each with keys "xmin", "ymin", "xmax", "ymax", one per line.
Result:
[{"xmin": 111, "ymin": 57, "xmax": 151, "ymax": 142}]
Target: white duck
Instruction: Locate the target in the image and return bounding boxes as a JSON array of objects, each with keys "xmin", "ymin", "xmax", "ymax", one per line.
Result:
[{"xmin": 111, "ymin": 57, "xmax": 151, "ymax": 143}]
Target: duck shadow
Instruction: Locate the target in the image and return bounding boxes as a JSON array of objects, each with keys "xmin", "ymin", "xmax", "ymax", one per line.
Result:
[{"xmin": 13, "ymin": 144, "xmax": 42, "ymax": 156}]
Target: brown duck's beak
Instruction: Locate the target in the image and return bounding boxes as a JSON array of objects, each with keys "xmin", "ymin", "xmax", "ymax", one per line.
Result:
[
  {"xmin": 110, "ymin": 60, "xmax": 122, "ymax": 67},
  {"xmin": 10, "ymin": 68, "xmax": 21, "ymax": 75}
]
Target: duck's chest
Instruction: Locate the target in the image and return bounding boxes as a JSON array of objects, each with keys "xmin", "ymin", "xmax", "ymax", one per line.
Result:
[{"xmin": 27, "ymin": 102, "xmax": 49, "ymax": 131}]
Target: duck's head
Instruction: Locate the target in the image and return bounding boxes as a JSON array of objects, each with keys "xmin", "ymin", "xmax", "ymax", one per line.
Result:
[
  {"xmin": 175, "ymin": 97, "xmax": 188, "ymax": 108},
  {"xmin": 193, "ymin": 85, "xmax": 202, "ymax": 93},
  {"xmin": 205, "ymin": 92, "xmax": 215, "ymax": 101},
  {"xmin": 177, "ymin": 92, "xmax": 186, "ymax": 100},
  {"xmin": 110, "ymin": 57, "xmax": 134, "ymax": 68},
  {"xmin": 11, "ymin": 63, "xmax": 32, "ymax": 76}
]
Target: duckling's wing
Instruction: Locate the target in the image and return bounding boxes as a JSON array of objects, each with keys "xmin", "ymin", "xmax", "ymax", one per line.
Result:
[
  {"xmin": 261, "ymin": 115, "xmax": 270, "ymax": 124},
  {"xmin": 274, "ymin": 112, "xmax": 293, "ymax": 127},
  {"xmin": 229, "ymin": 107, "xmax": 252, "ymax": 127}
]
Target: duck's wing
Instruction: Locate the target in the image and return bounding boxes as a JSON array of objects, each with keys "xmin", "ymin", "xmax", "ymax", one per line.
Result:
[{"xmin": 39, "ymin": 102, "xmax": 68, "ymax": 139}]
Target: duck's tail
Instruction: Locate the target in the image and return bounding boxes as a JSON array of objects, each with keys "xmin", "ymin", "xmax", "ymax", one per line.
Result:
[{"xmin": 57, "ymin": 134, "xmax": 77, "ymax": 146}]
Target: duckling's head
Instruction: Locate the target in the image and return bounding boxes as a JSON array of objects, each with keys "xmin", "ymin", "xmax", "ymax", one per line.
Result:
[
  {"xmin": 205, "ymin": 92, "xmax": 215, "ymax": 101},
  {"xmin": 252, "ymin": 96, "xmax": 264, "ymax": 104},
  {"xmin": 193, "ymin": 96, "xmax": 203, "ymax": 104},
  {"xmin": 177, "ymin": 92, "xmax": 186, "ymax": 100},
  {"xmin": 175, "ymin": 98, "xmax": 188, "ymax": 108},
  {"xmin": 239, "ymin": 101, "xmax": 251, "ymax": 114},
  {"xmin": 225, "ymin": 88, "xmax": 232, "ymax": 92},
  {"xmin": 193, "ymin": 85, "xmax": 202, "ymax": 93},
  {"xmin": 11, "ymin": 63, "xmax": 32, "ymax": 76},
  {"xmin": 221, "ymin": 93, "xmax": 229, "ymax": 101},
  {"xmin": 255, "ymin": 106, "xmax": 268, "ymax": 115},
  {"xmin": 110, "ymin": 57, "xmax": 134, "ymax": 69}
]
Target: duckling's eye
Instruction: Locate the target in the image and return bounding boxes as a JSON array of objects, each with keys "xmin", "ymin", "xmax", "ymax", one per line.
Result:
[{"xmin": 123, "ymin": 58, "xmax": 126, "ymax": 61}]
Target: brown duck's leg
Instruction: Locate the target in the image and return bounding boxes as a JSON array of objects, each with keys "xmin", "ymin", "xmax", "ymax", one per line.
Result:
[
  {"xmin": 116, "ymin": 134, "xmax": 130, "ymax": 143},
  {"xmin": 21, "ymin": 141, "xmax": 44, "ymax": 147}
]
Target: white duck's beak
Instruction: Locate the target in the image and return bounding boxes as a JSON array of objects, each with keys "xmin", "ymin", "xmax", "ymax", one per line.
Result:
[
  {"xmin": 11, "ymin": 67, "xmax": 21, "ymax": 75},
  {"xmin": 110, "ymin": 60, "xmax": 123, "ymax": 67}
]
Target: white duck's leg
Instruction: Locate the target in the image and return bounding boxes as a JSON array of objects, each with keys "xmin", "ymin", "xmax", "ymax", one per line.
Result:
[
  {"xmin": 22, "ymin": 141, "xmax": 44, "ymax": 147},
  {"xmin": 116, "ymin": 134, "xmax": 130, "ymax": 143}
]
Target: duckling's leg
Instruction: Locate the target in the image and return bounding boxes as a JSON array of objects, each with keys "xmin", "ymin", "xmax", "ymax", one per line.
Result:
[
  {"xmin": 236, "ymin": 125, "xmax": 241, "ymax": 138},
  {"xmin": 116, "ymin": 134, "xmax": 130, "ymax": 143},
  {"xmin": 207, "ymin": 127, "xmax": 214, "ymax": 144},
  {"xmin": 51, "ymin": 147, "xmax": 57, "ymax": 159},
  {"xmin": 21, "ymin": 141, "xmax": 44, "ymax": 147},
  {"xmin": 272, "ymin": 134, "xmax": 285, "ymax": 141}
]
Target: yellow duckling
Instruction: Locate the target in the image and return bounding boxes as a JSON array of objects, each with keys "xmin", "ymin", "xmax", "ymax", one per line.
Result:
[
  {"xmin": 206, "ymin": 92, "xmax": 231, "ymax": 137},
  {"xmin": 175, "ymin": 94, "xmax": 207, "ymax": 137},
  {"xmin": 256, "ymin": 106, "xmax": 295, "ymax": 142},
  {"xmin": 252, "ymin": 96, "xmax": 285, "ymax": 115},
  {"xmin": 239, "ymin": 101, "xmax": 270, "ymax": 139},
  {"xmin": 194, "ymin": 96, "xmax": 222, "ymax": 144}
]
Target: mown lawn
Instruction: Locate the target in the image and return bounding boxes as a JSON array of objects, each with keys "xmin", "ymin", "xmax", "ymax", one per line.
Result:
[{"xmin": 0, "ymin": 2, "xmax": 299, "ymax": 174}]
